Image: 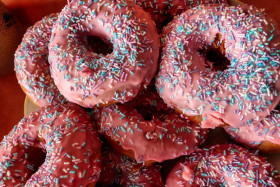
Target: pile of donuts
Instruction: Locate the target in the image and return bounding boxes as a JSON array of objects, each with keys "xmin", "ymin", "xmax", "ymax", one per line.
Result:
[{"xmin": 2, "ymin": 0, "xmax": 280, "ymax": 186}]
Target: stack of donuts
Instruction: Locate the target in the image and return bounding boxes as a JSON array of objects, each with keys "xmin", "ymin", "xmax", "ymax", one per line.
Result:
[{"xmin": 2, "ymin": 0, "xmax": 280, "ymax": 186}]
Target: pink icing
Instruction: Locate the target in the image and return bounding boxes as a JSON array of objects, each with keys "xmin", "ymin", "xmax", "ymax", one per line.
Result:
[
  {"xmin": 14, "ymin": 13, "xmax": 65, "ymax": 107},
  {"xmin": 0, "ymin": 103, "xmax": 101, "ymax": 186},
  {"xmin": 182, "ymin": 166, "xmax": 193, "ymax": 181},
  {"xmin": 224, "ymin": 106, "xmax": 280, "ymax": 148},
  {"xmin": 48, "ymin": 0, "xmax": 160, "ymax": 108},
  {"xmin": 156, "ymin": 4, "xmax": 280, "ymax": 129},
  {"xmin": 166, "ymin": 144, "xmax": 280, "ymax": 186},
  {"xmin": 97, "ymin": 85, "xmax": 208, "ymax": 162}
]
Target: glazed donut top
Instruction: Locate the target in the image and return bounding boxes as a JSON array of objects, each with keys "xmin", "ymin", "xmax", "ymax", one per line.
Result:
[
  {"xmin": 0, "ymin": 103, "xmax": 101, "ymax": 186},
  {"xmin": 14, "ymin": 13, "xmax": 65, "ymax": 107},
  {"xmin": 48, "ymin": 0, "xmax": 160, "ymax": 108},
  {"xmin": 166, "ymin": 144, "xmax": 280, "ymax": 186},
  {"xmin": 97, "ymin": 85, "xmax": 208, "ymax": 162},
  {"xmin": 156, "ymin": 4, "xmax": 280, "ymax": 128},
  {"xmin": 224, "ymin": 105, "xmax": 280, "ymax": 148}
]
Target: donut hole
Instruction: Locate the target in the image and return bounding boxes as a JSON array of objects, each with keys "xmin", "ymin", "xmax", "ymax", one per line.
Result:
[
  {"xmin": 136, "ymin": 106, "xmax": 154, "ymax": 121},
  {"xmin": 136, "ymin": 106, "xmax": 171, "ymax": 122},
  {"xmin": 199, "ymin": 33, "xmax": 230, "ymax": 71},
  {"xmin": 242, "ymin": 9, "xmax": 250, "ymax": 16},
  {"xmin": 96, "ymin": 182, "xmax": 118, "ymax": 187},
  {"xmin": 27, "ymin": 146, "xmax": 46, "ymax": 172},
  {"xmin": 161, "ymin": 16, "xmax": 174, "ymax": 31},
  {"xmin": 133, "ymin": 85, "xmax": 172, "ymax": 121},
  {"xmin": 87, "ymin": 35, "xmax": 113, "ymax": 55},
  {"xmin": 205, "ymin": 48, "xmax": 230, "ymax": 71}
]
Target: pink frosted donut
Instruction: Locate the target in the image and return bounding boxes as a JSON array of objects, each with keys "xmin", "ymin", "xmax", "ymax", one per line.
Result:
[
  {"xmin": 156, "ymin": 4, "xmax": 280, "ymax": 129},
  {"xmin": 14, "ymin": 13, "xmax": 65, "ymax": 107},
  {"xmin": 98, "ymin": 146, "xmax": 163, "ymax": 186},
  {"xmin": 97, "ymin": 85, "xmax": 208, "ymax": 162},
  {"xmin": 224, "ymin": 105, "xmax": 280, "ymax": 152},
  {"xmin": 0, "ymin": 103, "xmax": 101, "ymax": 186},
  {"xmin": 166, "ymin": 144, "xmax": 280, "ymax": 186},
  {"xmin": 48, "ymin": 0, "xmax": 160, "ymax": 108}
]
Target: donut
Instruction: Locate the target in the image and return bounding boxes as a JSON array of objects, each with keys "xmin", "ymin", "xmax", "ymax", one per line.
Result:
[
  {"xmin": 96, "ymin": 85, "xmax": 208, "ymax": 162},
  {"xmin": 98, "ymin": 146, "xmax": 163, "ymax": 186},
  {"xmin": 14, "ymin": 13, "xmax": 65, "ymax": 107},
  {"xmin": 48, "ymin": 0, "xmax": 160, "ymax": 108},
  {"xmin": 156, "ymin": 4, "xmax": 280, "ymax": 129},
  {"xmin": 224, "ymin": 105, "xmax": 280, "ymax": 152},
  {"xmin": 166, "ymin": 144, "xmax": 280, "ymax": 186},
  {"xmin": 0, "ymin": 103, "xmax": 101, "ymax": 186}
]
